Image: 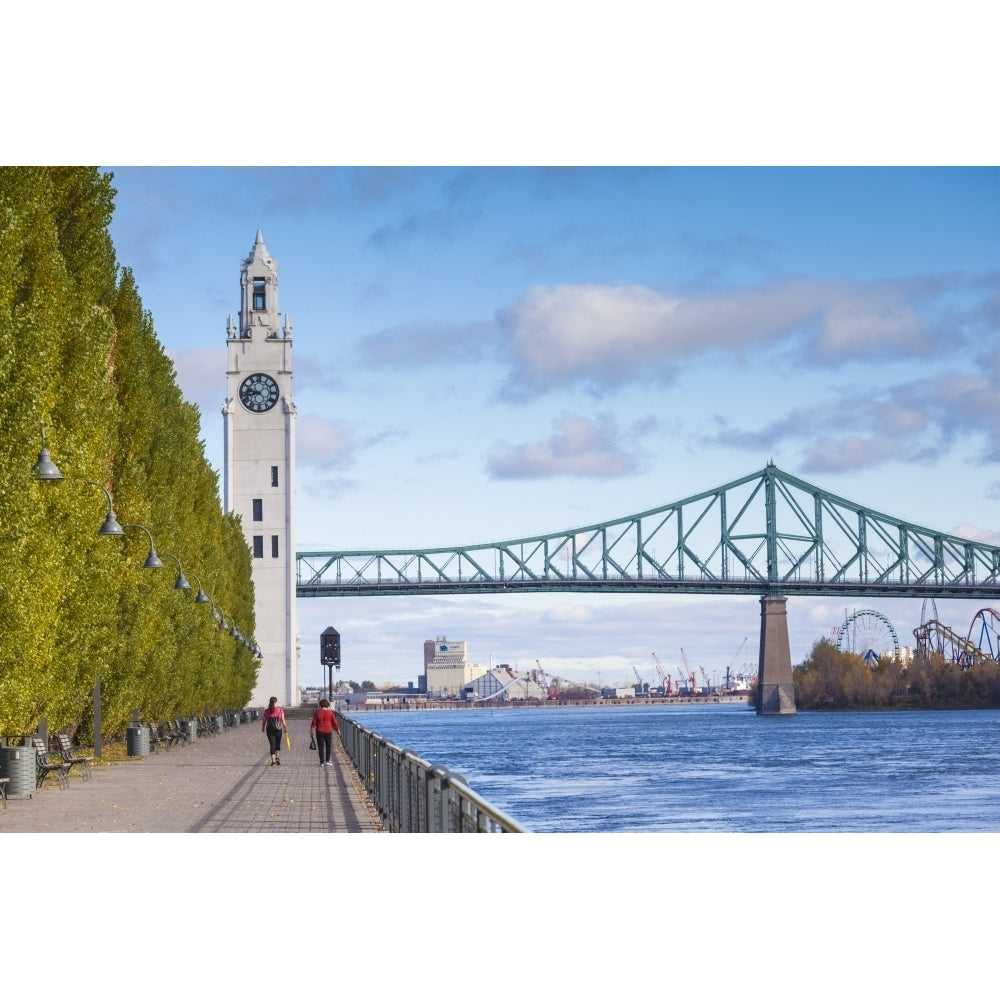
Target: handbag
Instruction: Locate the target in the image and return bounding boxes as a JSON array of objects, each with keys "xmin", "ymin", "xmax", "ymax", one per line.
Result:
[
  {"xmin": 284, "ymin": 731, "xmax": 291, "ymax": 750},
  {"xmin": 309, "ymin": 733, "xmax": 316, "ymax": 750}
]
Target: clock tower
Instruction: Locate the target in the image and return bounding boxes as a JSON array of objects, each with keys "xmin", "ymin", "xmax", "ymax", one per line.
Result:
[{"xmin": 222, "ymin": 231, "xmax": 299, "ymax": 707}]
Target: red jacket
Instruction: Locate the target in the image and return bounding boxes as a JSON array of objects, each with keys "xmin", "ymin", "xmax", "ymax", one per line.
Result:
[{"xmin": 311, "ymin": 707, "xmax": 339, "ymax": 734}]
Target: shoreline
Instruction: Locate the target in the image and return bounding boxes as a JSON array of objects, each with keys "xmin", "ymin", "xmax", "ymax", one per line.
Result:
[{"xmin": 345, "ymin": 693, "xmax": 752, "ymax": 712}]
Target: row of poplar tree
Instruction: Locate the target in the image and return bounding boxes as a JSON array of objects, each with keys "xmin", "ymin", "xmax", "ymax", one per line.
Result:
[{"xmin": 0, "ymin": 167, "xmax": 257, "ymax": 740}]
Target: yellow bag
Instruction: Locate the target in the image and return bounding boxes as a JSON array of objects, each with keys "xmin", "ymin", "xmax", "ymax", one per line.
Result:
[{"xmin": 284, "ymin": 731, "xmax": 291, "ymax": 750}]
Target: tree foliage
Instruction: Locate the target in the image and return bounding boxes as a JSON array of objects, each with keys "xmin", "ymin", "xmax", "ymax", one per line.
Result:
[
  {"xmin": 0, "ymin": 167, "xmax": 257, "ymax": 738},
  {"xmin": 794, "ymin": 638, "xmax": 1000, "ymax": 710}
]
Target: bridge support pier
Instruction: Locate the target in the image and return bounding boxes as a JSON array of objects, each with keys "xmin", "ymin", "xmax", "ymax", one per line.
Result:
[{"xmin": 757, "ymin": 595, "xmax": 796, "ymax": 715}]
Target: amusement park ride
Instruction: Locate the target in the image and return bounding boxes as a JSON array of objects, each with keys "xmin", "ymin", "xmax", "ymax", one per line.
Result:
[{"xmin": 835, "ymin": 599, "xmax": 1000, "ymax": 669}]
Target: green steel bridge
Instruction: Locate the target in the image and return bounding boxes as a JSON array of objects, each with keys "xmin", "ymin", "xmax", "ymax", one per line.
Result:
[{"xmin": 296, "ymin": 463, "xmax": 1000, "ymax": 601}]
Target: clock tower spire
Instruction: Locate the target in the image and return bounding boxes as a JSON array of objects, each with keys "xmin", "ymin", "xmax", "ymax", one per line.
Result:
[{"xmin": 222, "ymin": 232, "xmax": 299, "ymax": 707}]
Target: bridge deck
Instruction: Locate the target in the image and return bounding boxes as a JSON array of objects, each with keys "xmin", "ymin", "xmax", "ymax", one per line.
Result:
[{"xmin": 0, "ymin": 716, "xmax": 383, "ymax": 833}]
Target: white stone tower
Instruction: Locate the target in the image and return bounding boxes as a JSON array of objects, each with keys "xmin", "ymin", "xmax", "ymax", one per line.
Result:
[{"xmin": 222, "ymin": 231, "xmax": 299, "ymax": 707}]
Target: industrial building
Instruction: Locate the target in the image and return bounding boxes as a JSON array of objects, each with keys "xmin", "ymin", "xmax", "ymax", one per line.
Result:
[{"xmin": 423, "ymin": 637, "xmax": 487, "ymax": 698}]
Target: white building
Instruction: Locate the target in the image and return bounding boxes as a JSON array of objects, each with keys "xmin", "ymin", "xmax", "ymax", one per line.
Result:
[
  {"xmin": 423, "ymin": 637, "xmax": 487, "ymax": 698},
  {"xmin": 222, "ymin": 232, "xmax": 299, "ymax": 707},
  {"xmin": 465, "ymin": 667, "xmax": 547, "ymax": 701}
]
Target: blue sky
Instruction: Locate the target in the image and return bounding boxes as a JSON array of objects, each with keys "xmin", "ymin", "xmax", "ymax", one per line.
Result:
[{"xmin": 101, "ymin": 166, "xmax": 1000, "ymax": 688}]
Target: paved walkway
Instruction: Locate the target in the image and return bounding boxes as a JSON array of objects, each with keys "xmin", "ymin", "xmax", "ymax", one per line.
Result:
[{"xmin": 0, "ymin": 716, "xmax": 383, "ymax": 833}]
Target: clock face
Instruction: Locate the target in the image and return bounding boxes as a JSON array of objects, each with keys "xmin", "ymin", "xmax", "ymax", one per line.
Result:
[{"xmin": 239, "ymin": 373, "xmax": 280, "ymax": 413}]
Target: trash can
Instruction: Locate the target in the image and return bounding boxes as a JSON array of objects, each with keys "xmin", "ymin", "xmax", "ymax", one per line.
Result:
[
  {"xmin": 0, "ymin": 743, "xmax": 37, "ymax": 798},
  {"xmin": 185, "ymin": 719, "xmax": 198, "ymax": 742},
  {"xmin": 213, "ymin": 714, "xmax": 224, "ymax": 734},
  {"xmin": 126, "ymin": 724, "xmax": 150, "ymax": 757}
]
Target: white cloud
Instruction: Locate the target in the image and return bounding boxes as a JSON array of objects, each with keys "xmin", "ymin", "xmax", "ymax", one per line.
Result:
[
  {"xmin": 815, "ymin": 285, "xmax": 933, "ymax": 360},
  {"xmin": 947, "ymin": 524, "xmax": 1000, "ymax": 546},
  {"xmin": 297, "ymin": 414, "xmax": 355, "ymax": 470},
  {"xmin": 800, "ymin": 435, "xmax": 904, "ymax": 474},
  {"xmin": 498, "ymin": 279, "xmax": 831, "ymax": 389},
  {"xmin": 497, "ymin": 275, "xmax": 979, "ymax": 392},
  {"xmin": 488, "ymin": 413, "xmax": 639, "ymax": 479},
  {"xmin": 703, "ymin": 368, "xmax": 1000, "ymax": 475},
  {"xmin": 170, "ymin": 347, "xmax": 227, "ymax": 414},
  {"xmin": 358, "ymin": 319, "xmax": 497, "ymax": 367}
]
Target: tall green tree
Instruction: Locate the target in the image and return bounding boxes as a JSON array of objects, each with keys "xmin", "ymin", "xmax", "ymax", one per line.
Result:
[{"xmin": 0, "ymin": 167, "xmax": 258, "ymax": 738}]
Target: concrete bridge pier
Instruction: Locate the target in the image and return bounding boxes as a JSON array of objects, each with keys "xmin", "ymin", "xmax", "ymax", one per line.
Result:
[{"xmin": 756, "ymin": 595, "xmax": 797, "ymax": 715}]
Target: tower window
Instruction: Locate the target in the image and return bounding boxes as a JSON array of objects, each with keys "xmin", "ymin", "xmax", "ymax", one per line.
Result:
[
  {"xmin": 253, "ymin": 277, "xmax": 266, "ymax": 310},
  {"xmin": 252, "ymin": 535, "xmax": 264, "ymax": 559},
  {"xmin": 271, "ymin": 466, "xmax": 279, "ymax": 487},
  {"xmin": 252, "ymin": 498, "xmax": 263, "ymax": 521},
  {"xmin": 271, "ymin": 535, "xmax": 279, "ymax": 558}
]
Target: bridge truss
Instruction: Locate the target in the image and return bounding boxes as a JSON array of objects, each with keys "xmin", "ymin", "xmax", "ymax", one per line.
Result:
[{"xmin": 296, "ymin": 464, "xmax": 1000, "ymax": 601}]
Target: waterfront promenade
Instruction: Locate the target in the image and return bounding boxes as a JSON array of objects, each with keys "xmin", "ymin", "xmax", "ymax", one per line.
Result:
[{"xmin": 0, "ymin": 715, "xmax": 382, "ymax": 833}]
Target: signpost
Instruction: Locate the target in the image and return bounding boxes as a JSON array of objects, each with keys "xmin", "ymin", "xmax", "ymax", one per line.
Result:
[{"xmin": 320, "ymin": 626, "xmax": 341, "ymax": 702}]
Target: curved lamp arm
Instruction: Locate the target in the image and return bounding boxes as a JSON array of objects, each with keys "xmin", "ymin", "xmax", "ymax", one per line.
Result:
[
  {"xmin": 87, "ymin": 481, "xmax": 125, "ymax": 536},
  {"xmin": 122, "ymin": 523, "xmax": 163, "ymax": 569},
  {"xmin": 161, "ymin": 552, "xmax": 191, "ymax": 591},
  {"xmin": 188, "ymin": 574, "xmax": 213, "ymax": 605}
]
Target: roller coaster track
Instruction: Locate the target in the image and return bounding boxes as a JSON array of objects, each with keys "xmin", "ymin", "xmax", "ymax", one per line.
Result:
[
  {"xmin": 296, "ymin": 463, "xmax": 1000, "ymax": 600},
  {"xmin": 913, "ymin": 620, "xmax": 990, "ymax": 667}
]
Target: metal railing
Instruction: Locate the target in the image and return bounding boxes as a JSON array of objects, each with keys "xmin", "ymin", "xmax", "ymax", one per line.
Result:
[{"xmin": 337, "ymin": 713, "xmax": 526, "ymax": 832}]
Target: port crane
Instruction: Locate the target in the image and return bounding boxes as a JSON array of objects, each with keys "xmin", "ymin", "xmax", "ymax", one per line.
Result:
[
  {"xmin": 530, "ymin": 659, "xmax": 602, "ymax": 699},
  {"xmin": 724, "ymin": 637, "xmax": 749, "ymax": 690},
  {"xmin": 533, "ymin": 659, "xmax": 554, "ymax": 697},
  {"xmin": 632, "ymin": 665, "xmax": 649, "ymax": 695},
  {"xmin": 680, "ymin": 648, "xmax": 698, "ymax": 693},
  {"xmin": 651, "ymin": 652, "xmax": 674, "ymax": 695}
]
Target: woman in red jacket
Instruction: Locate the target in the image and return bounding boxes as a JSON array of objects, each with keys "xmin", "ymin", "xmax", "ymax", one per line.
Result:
[{"xmin": 310, "ymin": 698, "xmax": 340, "ymax": 766}]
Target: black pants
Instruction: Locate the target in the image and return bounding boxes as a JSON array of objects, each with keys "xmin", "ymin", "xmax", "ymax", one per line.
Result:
[
  {"xmin": 316, "ymin": 730, "xmax": 332, "ymax": 764},
  {"xmin": 267, "ymin": 726, "xmax": 283, "ymax": 756}
]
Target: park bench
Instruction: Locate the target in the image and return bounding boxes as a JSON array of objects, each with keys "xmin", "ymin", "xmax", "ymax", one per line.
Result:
[
  {"xmin": 145, "ymin": 722, "xmax": 168, "ymax": 752},
  {"xmin": 53, "ymin": 733, "xmax": 93, "ymax": 780},
  {"xmin": 32, "ymin": 737, "xmax": 70, "ymax": 790},
  {"xmin": 168, "ymin": 719, "xmax": 192, "ymax": 746}
]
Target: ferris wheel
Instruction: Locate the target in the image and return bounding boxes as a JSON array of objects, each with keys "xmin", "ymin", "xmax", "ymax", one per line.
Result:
[{"xmin": 835, "ymin": 608, "xmax": 900, "ymax": 663}]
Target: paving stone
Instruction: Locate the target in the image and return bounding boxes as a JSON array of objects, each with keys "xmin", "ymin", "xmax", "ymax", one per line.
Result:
[{"xmin": 0, "ymin": 717, "xmax": 383, "ymax": 833}]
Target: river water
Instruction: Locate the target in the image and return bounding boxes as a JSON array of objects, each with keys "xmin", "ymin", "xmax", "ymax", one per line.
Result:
[{"xmin": 347, "ymin": 702, "xmax": 1000, "ymax": 832}]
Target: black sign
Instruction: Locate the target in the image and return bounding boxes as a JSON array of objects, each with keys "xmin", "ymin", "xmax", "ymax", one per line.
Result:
[{"xmin": 321, "ymin": 626, "xmax": 341, "ymax": 666}]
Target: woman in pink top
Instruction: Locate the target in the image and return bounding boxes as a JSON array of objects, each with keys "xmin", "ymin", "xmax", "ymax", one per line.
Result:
[{"xmin": 262, "ymin": 696, "xmax": 286, "ymax": 765}]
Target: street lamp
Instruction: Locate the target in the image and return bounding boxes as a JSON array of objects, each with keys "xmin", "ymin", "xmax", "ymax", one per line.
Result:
[
  {"xmin": 33, "ymin": 423, "xmax": 64, "ymax": 481},
  {"xmin": 188, "ymin": 574, "xmax": 213, "ymax": 605},
  {"xmin": 122, "ymin": 523, "xmax": 163, "ymax": 569},
  {"xmin": 161, "ymin": 552, "xmax": 191, "ymax": 591},
  {"xmin": 87, "ymin": 481, "xmax": 126, "ymax": 536},
  {"xmin": 32, "ymin": 430, "xmax": 257, "ymax": 745}
]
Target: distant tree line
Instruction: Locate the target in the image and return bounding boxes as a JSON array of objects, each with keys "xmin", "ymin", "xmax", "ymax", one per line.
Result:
[
  {"xmin": 794, "ymin": 638, "xmax": 1000, "ymax": 709},
  {"xmin": 0, "ymin": 167, "xmax": 257, "ymax": 740}
]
